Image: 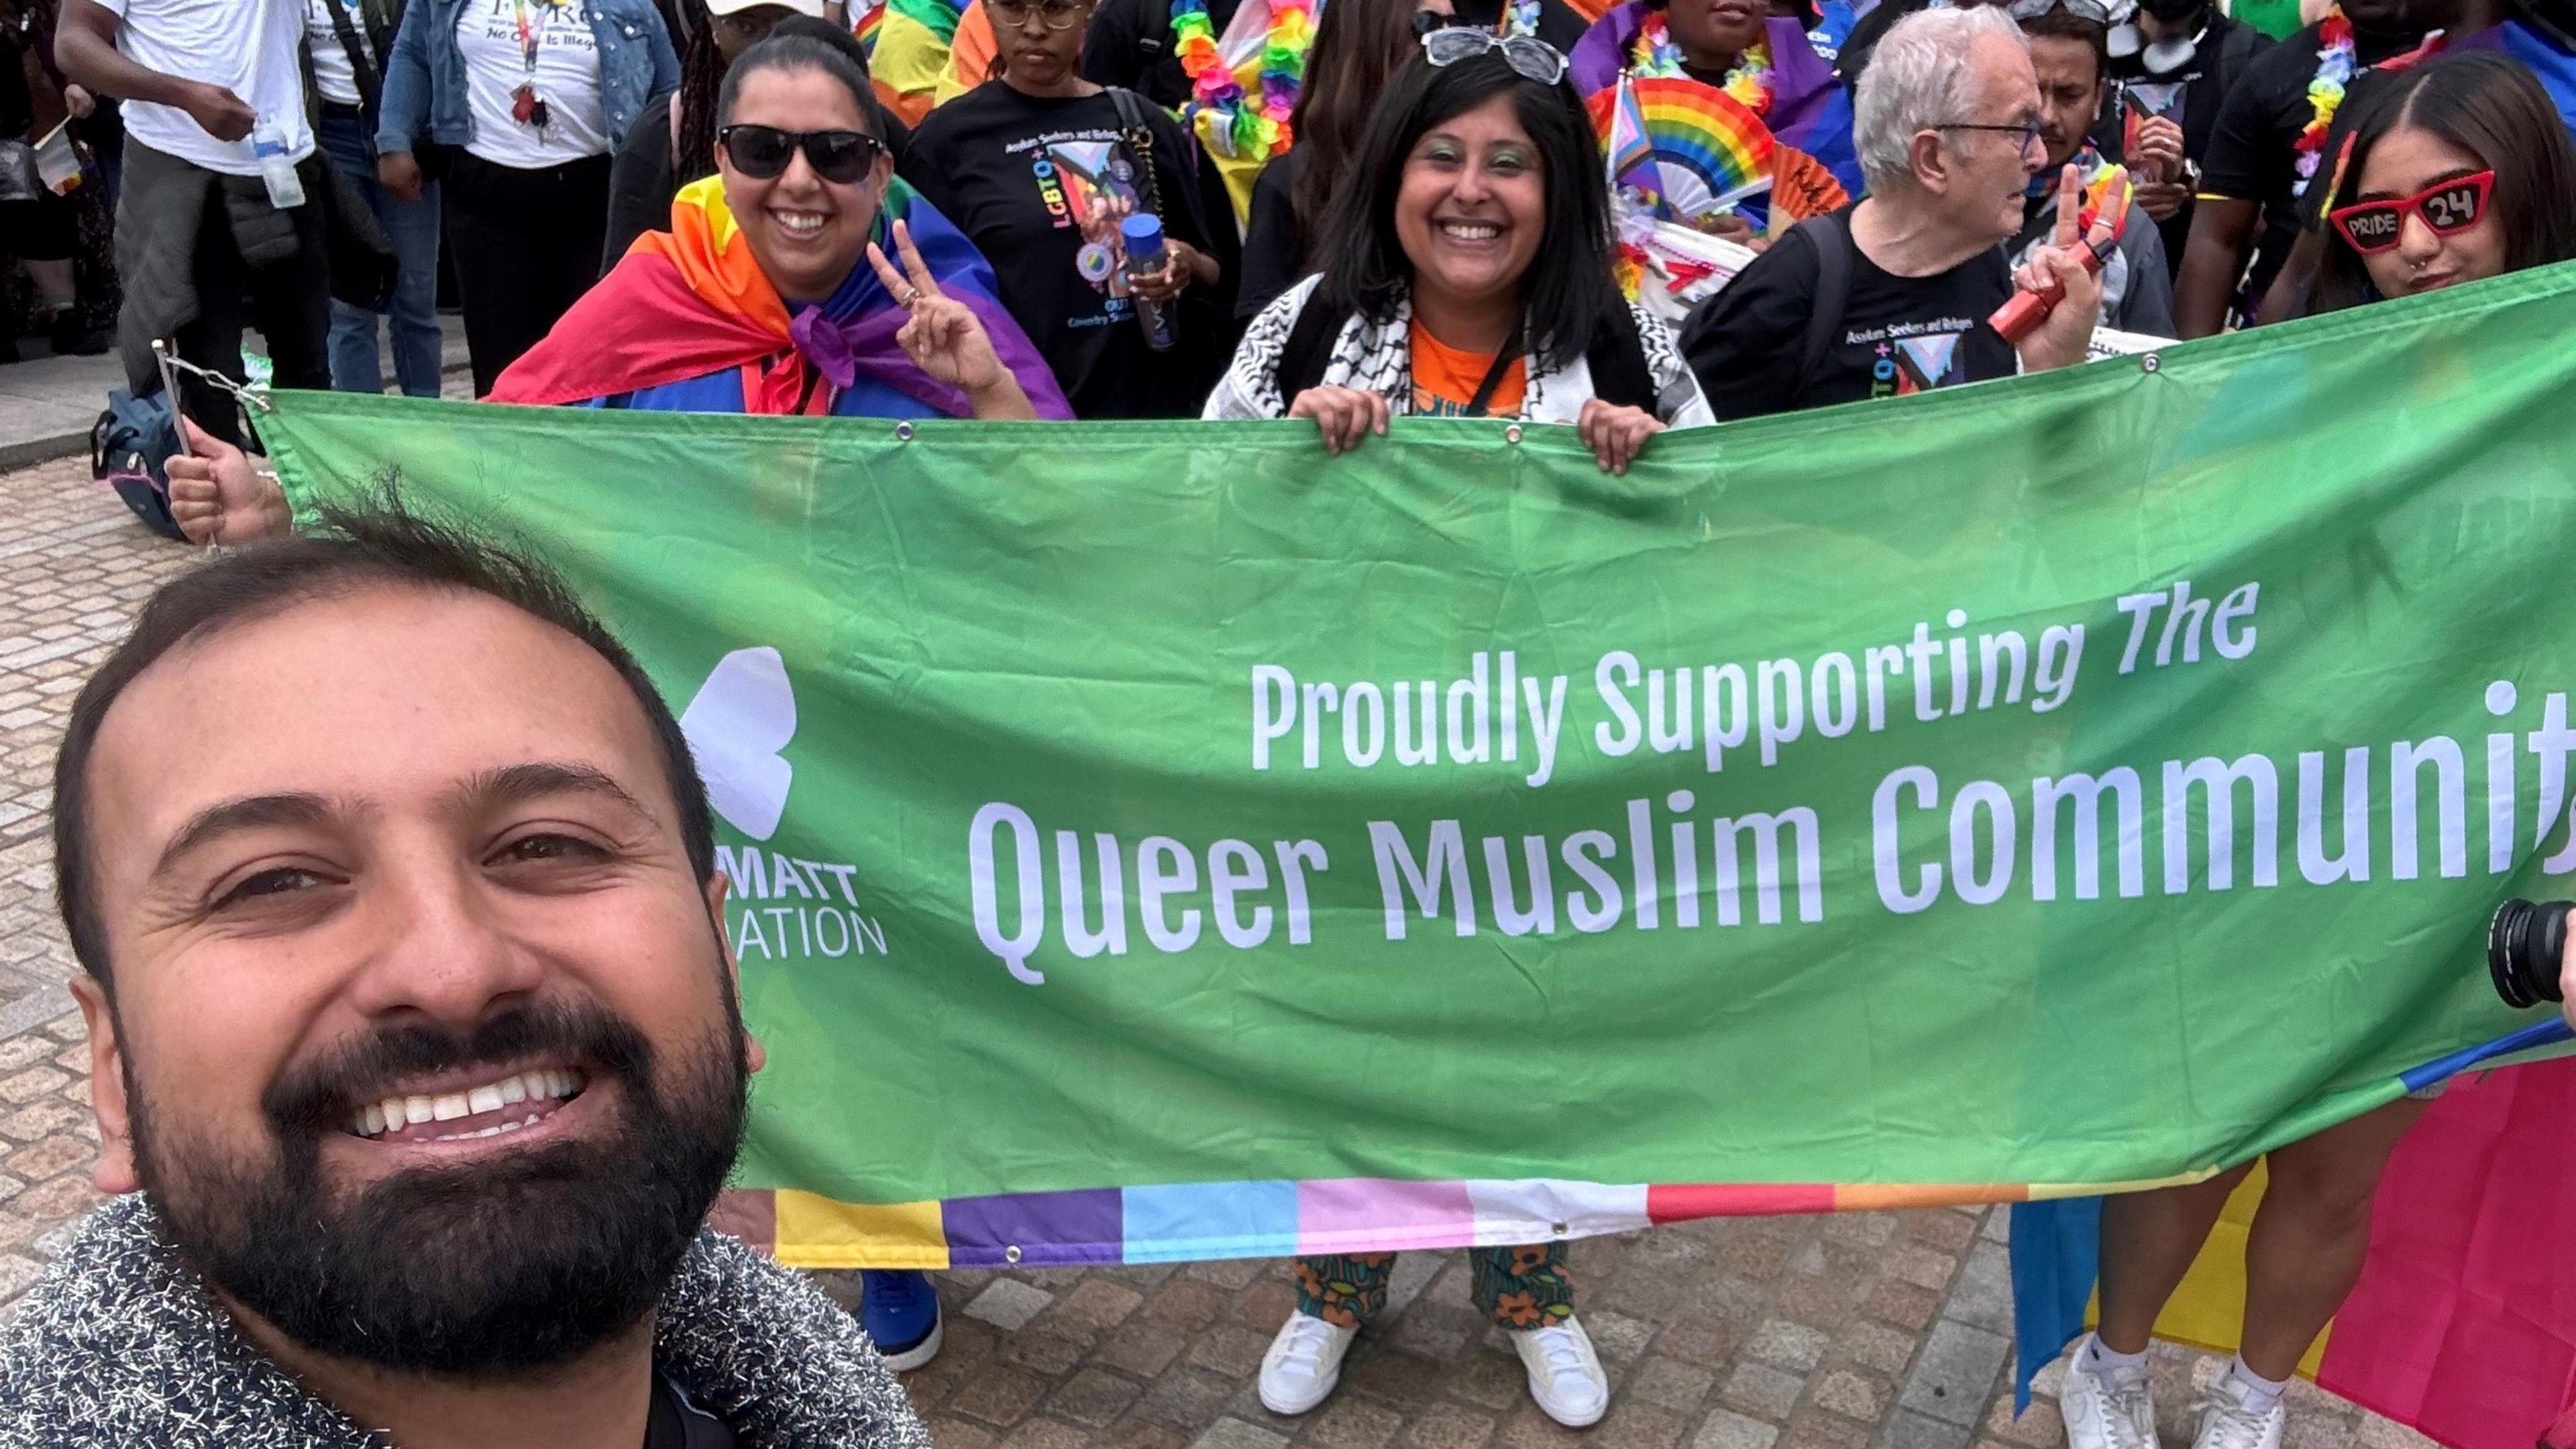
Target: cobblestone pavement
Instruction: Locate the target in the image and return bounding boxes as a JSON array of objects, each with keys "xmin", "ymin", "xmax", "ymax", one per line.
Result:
[{"xmin": 0, "ymin": 451, "xmax": 2432, "ymax": 1448}]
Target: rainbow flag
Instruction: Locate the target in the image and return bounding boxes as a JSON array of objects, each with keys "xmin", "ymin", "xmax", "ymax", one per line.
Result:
[
  {"xmin": 2010, "ymin": 1028, "xmax": 2576, "ymax": 1446},
  {"xmin": 1587, "ymin": 74, "xmax": 1774, "ymax": 223},
  {"xmin": 867, "ymin": 0, "xmax": 968, "ymax": 124}
]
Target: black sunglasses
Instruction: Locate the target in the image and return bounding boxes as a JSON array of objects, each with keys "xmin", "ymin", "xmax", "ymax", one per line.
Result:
[{"xmin": 717, "ymin": 124, "xmax": 884, "ymax": 184}]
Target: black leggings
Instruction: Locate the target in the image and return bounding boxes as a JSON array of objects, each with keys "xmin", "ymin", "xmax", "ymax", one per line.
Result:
[{"xmin": 441, "ymin": 150, "xmax": 612, "ymax": 396}]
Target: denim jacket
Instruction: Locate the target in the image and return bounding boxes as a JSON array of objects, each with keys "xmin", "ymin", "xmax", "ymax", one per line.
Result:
[{"xmin": 375, "ymin": 0, "xmax": 679, "ymax": 158}]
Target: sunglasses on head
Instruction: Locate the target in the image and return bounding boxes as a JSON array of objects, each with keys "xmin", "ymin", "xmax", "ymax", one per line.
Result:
[
  {"xmin": 717, "ymin": 124, "xmax": 884, "ymax": 184},
  {"xmin": 2328, "ymin": 169, "xmax": 2495, "ymax": 254},
  {"xmin": 2005, "ymin": 0, "xmax": 2112, "ymax": 21},
  {"xmin": 1420, "ymin": 27, "xmax": 1570, "ymax": 85}
]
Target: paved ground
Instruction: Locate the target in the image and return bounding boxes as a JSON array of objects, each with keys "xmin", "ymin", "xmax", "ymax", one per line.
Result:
[
  {"xmin": 0, "ymin": 448, "xmax": 2432, "ymax": 1449},
  {"xmin": 0, "ymin": 319, "xmax": 470, "ymax": 470}
]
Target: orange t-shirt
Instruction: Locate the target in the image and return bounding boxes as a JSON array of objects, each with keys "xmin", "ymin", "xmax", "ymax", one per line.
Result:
[{"xmin": 1409, "ymin": 327, "xmax": 1527, "ymax": 417}]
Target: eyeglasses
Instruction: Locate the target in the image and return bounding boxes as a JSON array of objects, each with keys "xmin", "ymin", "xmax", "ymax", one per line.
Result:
[
  {"xmin": 1937, "ymin": 119, "xmax": 2047, "ymax": 157},
  {"xmin": 989, "ymin": 0, "xmax": 1088, "ymax": 28},
  {"xmin": 2005, "ymin": 0, "xmax": 2112, "ymax": 21},
  {"xmin": 1420, "ymin": 28, "xmax": 1570, "ymax": 86},
  {"xmin": 2328, "ymin": 169, "xmax": 2494, "ymax": 254},
  {"xmin": 717, "ymin": 124, "xmax": 885, "ymax": 184}
]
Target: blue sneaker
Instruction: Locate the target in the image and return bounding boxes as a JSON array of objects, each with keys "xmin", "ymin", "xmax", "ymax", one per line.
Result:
[{"xmin": 859, "ymin": 1270, "xmax": 943, "ymax": 1370}]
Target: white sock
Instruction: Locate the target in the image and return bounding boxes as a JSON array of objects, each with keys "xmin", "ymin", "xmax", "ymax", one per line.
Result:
[
  {"xmin": 2078, "ymin": 1334, "xmax": 2149, "ymax": 1384},
  {"xmin": 2222, "ymin": 1355, "xmax": 2287, "ymax": 1415}
]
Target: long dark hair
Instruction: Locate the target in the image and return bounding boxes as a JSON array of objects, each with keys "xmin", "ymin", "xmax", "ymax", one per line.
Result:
[
  {"xmin": 2309, "ymin": 51, "xmax": 2576, "ymax": 313},
  {"xmin": 1288, "ymin": 0, "xmax": 1434, "ymax": 264},
  {"xmin": 1313, "ymin": 48, "xmax": 1619, "ymax": 370},
  {"xmin": 674, "ymin": 11, "xmax": 728, "ymax": 188}
]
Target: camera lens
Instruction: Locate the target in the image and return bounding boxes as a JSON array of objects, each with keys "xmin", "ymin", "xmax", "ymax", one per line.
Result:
[{"xmin": 2489, "ymin": 898, "xmax": 2573, "ymax": 1008}]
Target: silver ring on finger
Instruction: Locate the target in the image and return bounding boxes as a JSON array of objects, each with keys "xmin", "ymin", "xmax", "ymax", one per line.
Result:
[{"xmin": 899, "ymin": 285, "xmax": 923, "ymax": 308}]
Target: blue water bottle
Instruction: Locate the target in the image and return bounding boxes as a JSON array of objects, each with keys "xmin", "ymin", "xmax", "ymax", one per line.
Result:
[{"xmin": 1120, "ymin": 213, "xmax": 1177, "ymax": 352}]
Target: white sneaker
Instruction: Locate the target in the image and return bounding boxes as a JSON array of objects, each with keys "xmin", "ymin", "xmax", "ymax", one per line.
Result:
[
  {"xmin": 1258, "ymin": 1310, "xmax": 1357, "ymax": 1415},
  {"xmin": 2191, "ymin": 1373, "xmax": 2286, "ymax": 1449},
  {"xmin": 1513, "ymin": 1315, "xmax": 1609, "ymax": 1428},
  {"xmin": 2058, "ymin": 1336, "xmax": 2157, "ymax": 1449}
]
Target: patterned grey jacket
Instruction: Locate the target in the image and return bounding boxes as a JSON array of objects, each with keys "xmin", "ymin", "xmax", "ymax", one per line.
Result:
[{"xmin": 0, "ymin": 1196, "xmax": 932, "ymax": 1448}]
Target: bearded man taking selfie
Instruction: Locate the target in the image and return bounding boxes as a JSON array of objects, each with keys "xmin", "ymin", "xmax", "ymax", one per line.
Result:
[{"xmin": 0, "ymin": 504, "xmax": 930, "ymax": 1448}]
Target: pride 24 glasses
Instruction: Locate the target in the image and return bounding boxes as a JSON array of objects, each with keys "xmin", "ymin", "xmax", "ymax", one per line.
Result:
[{"xmin": 2328, "ymin": 170, "xmax": 2495, "ymax": 254}]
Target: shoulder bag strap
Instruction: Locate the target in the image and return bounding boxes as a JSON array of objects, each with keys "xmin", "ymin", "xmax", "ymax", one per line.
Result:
[
  {"xmin": 320, "ymin": 0, "xmax": 385, "ymax": 117},
  {"xmin": 1106, "ymin": 86, "xmax": 1169, "ymax": 221},
  {"xmin": 1793, "ymin": 211, "xmax": 1856, "ymax": 407}
]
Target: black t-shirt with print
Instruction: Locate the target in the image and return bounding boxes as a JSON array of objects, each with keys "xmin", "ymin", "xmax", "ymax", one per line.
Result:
[
  {"xmin": 2199, "ymin": 19, "xmax": 2419, "ymax": 308},
  {"xmin": 1678, "ymin": 211, "xmax": 2017, "ymax": 421},
  {"xmin": 900, "ymin": 83, "xmax": 1229, "ymax": 418}
]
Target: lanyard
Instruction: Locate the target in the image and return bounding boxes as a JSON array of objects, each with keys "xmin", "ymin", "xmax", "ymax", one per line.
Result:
[
  {"xmin": 1461, "ymin": 319, "xmax": 1526, "ymax": 419},
  {"xmin": 511, "ymin": 0, "xmax": 553, "ymax": 76}
]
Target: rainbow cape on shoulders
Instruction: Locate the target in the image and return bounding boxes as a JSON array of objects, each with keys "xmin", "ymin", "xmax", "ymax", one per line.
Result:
[{"xmin": 490, "ymin": 176, "xmax": 1071, "ymax": 419}]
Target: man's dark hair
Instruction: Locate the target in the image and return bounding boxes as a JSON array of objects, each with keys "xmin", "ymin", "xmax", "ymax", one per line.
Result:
[
  {"xmin": 1313, "ymin": 48, "xmax": 1621, "ymax": 374},
  {"xmin": 52, "ymin": 500, "xmax": 718, "ymax": 995},
  {"xmin": 2019, "ymin": 8, "xmax": 2108, "ymax": 85}
]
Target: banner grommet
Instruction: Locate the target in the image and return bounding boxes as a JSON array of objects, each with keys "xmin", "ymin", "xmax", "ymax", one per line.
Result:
[
  {"xmin": 896, "ymin": 421, "xmax": 916, "ymax": 442},
  {"xmin": 2141, "ymin": 354, "xmax": 2161, "ymax": 375},
  {"xmin": 1004, "ymin": 1244, "xmax": 1023, "ymax": 1264},
  {"xmin": 1505, "ymin": 424, "xmax": 1524, "ymax": 445}
]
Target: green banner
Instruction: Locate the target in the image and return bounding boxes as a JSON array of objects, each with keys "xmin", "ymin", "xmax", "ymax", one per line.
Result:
[{"xmin": 264, "ymin": 266, "xmax": 2576, "ymax": 1250}]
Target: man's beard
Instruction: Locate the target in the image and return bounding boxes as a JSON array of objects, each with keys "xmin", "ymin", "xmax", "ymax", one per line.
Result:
[{"xmin": 127, "ymin": 999, "xmax": 748, "ymax": 1379}]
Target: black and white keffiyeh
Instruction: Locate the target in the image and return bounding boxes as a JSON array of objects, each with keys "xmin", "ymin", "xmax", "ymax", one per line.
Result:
[{"xmin": 1205, "ymin": 276, "xmax": 1715, "ymax": 429}]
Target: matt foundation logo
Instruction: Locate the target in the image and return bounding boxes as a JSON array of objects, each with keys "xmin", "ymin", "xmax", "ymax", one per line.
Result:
[{"xmin": 679, "ymin": 648, "xmax": 890, "ymax": 961}]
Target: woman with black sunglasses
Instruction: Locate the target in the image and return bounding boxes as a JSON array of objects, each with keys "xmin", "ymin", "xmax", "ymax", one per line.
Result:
[
  {"xmin": 484, "ymin": 32, "xmax": 1069, "ymax": 417},
  {"xmin": 896, "ymin": 0, "xmax": 1238, "ymax": 417},
  {"xmin": 2304, "ymin": 50, "xmax": 2576, "ymax": 312}
]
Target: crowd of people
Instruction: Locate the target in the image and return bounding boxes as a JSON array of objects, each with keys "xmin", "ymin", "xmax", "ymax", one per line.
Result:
[{"xmin": 10, "ymin": 0, "xmax": 2576, "ymax": 1442}]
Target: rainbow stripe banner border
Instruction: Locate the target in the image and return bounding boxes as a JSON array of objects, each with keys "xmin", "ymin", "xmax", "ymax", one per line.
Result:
[{"xmin": 710, "ymin": 1175, "xmax": 2199, "ymax": 1272}]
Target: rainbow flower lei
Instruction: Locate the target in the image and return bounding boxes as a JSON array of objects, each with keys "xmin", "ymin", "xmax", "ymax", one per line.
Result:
[
  {"xmin": 1627, "ymin": 11, "xmax": 1773, "ymax": 115},
  {"xmin": 1172, "ymin": 0, "xmax": 1314, "ymax": 160},
  {"xmin": 2291, "ymin": 7, "xmax": 2355, "ymax": 196}
]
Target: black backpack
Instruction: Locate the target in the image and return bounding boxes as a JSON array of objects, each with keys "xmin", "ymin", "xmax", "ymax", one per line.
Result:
[
  {"xmin": 1273, "ymin": 289, "xmax": 1662, "ymax": 415},
  {"xmin": 89, "ymin": 388, "xmax": 189, "ymax": 542}
]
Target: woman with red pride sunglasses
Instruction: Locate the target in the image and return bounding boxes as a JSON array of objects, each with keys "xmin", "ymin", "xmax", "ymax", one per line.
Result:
[{"xmin": 2309, "ymin": 50, "xmax": 2576, "ymax": 312}]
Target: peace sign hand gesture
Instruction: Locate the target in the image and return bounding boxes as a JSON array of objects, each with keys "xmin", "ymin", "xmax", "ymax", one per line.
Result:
[{"xmin": 867, "ymin": 220, "xmax": 1037, "ymax": 420}]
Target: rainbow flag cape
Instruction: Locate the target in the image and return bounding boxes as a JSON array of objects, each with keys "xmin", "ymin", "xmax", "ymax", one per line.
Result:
[
  {"xmin": 2011, "ymin": 1032, "xmax": 2576, "ymax": 1446},
  {"xmin": 489, "ymin": 176, "xmax": 1071, "ymax": 419}
]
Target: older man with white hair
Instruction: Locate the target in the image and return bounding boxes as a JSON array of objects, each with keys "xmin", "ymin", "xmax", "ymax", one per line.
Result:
[{"xmin": 1678, "ymin": 3, "xmax": 2108, "ymax": 419}]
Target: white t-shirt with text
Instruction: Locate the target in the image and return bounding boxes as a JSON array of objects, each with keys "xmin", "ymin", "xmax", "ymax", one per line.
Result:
[
  {"xmin": 305, "ymin": 0, "xmax": 373, "ymax": 108},
  {"xmin": 100, "ymin": 0, "xmax": 312, "ymax": 177},
  {"xmin": 457, "ymin": 0, "xmax": 610, "ymax": 168}
]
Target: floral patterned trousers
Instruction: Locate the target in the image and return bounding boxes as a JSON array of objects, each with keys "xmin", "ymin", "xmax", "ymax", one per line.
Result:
[{"xmin": 1293, "ymin": 1244, "xmax": 1572, "ymax": 1331}]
